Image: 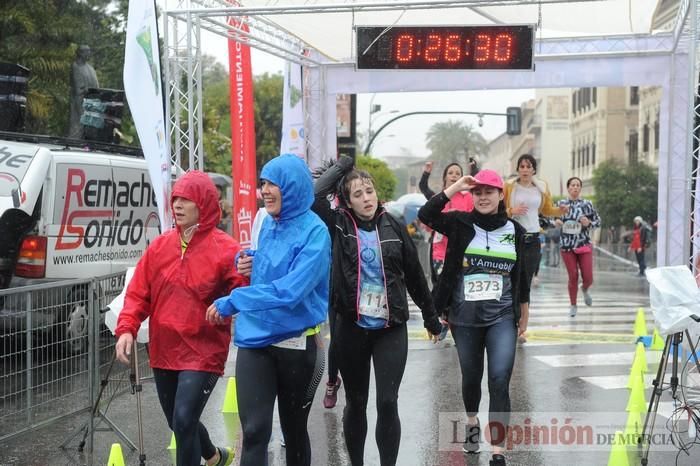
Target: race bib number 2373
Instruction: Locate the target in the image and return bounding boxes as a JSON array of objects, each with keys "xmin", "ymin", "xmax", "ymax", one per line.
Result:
[{"xmin": 463, "ymin": 273, "xmax": 503, "ymax": 301}]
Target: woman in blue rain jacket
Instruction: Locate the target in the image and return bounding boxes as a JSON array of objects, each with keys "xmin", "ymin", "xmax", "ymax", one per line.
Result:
[{"xmin": 207, "ymin": 154, "xmax": 331, "ymax": 466}]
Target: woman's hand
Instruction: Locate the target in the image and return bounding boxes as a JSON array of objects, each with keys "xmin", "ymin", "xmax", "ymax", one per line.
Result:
[
  {"xmin": 115, "ymin": 333, "xmax": 134, "ymax": 364},
  {"xmin": 206, "ymin": 303, "xmax": 226, "ymax": 325},
  {"xmin": 444, "ymin": 175, "xmax": 477, "ymax": 198},
  {"xmin": 237, "ymin": 252, "xmax": 253, "ymax": 277},
  {"xmin": 511, "ymin": 204, "xmax": 528, "ymax": 216},
  {"xmin": 518, "ymin": 304, "xmax": 529, "ymax": 337},
  {"xmin": 579, "ymin": 216, "xmax": 591, "ymax": 228},
  {"xmin": 424, "ymin": 161, "xmax": 433, "ymax": 173}
]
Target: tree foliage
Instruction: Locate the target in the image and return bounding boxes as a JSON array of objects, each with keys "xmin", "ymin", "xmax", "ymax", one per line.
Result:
[
  {"xmin": 201, "ymin": 70, "xmax": 283, "ymax": 176},
  {"xmin": 1, "ymin": 0, "xmax": 130, "ymax": 135},
  {"xmin": 425, "ymin": 119, "xmax": 488, "ymax": 167},
  {"xmin": 355, "ymin": 155, "xmax": 397, "ymax": 202},
  {"xmin": 253, "ymin": 73, "xmax": 283, "ymax": 171},
  {"xmin": 2, "ymin": 2, "xmax": 284, "ymax": 180},
  {"xmin": 592, "ymin": 160, "xmax": 658, "ymax": 228}
]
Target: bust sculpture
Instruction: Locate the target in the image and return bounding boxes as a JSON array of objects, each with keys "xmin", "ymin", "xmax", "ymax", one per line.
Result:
[{"xmin": 68, "ymin": 45, "xmax": 99, "ymax": 139}]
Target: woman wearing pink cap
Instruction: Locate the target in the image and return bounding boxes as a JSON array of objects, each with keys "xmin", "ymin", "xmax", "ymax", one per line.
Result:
[{"xmin": 418, "ymin": 169, "xmax": 530, "ymax": 466}]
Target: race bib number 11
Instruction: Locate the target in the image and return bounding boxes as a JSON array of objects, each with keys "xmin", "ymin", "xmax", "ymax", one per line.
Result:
[
  {"xmin": 463, "ymin": 273, "xmax": 503, "ymax": 301},
  {"xmin": 359, "ymin": 283, "xmax": 388, "ymax": 320}
]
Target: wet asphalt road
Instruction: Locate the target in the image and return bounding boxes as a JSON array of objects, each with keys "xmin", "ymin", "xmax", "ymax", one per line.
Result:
[{"xmin": 2, "ymin": 265, "xmax": 700, "ymax": 465}]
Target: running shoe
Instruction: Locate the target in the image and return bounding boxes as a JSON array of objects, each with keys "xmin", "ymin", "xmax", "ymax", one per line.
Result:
[
  {"xmin": 490, "ymin": 453, "xmax": 507, "ymax": 465},
  {"xmin": 569, "ymin": 305, "xmax": 577, "ymax": 317},
  {"xmin": 215, "ymin": 446, "xmax": 234, "ymax": 466},
  {"xmin": 582, "ymin": 287, "xmax": 593, "ymax": 306},
  {"xmin": 323, "ymin": 377, "xmax": 342, "ymax": 409},
  {"xmin": 462, "ymin": 418, "xmax": 480, "ymax": 454}
]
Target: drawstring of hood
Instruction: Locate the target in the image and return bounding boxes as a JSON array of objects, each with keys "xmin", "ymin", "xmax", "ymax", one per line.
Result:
[{"xmin": 181, "ymin": 223, "xmax": 200, "ymax": 243}]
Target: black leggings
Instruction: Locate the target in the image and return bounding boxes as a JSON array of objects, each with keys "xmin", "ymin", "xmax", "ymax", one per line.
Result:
[
  {"xmin": 335, "ymin": 317, "xmax": 408, "ymax": 466},
  {"xmin": 451, "ymin": 320, "xmax": 517, "ymax": 447},
  {"xmin": 236, "ymin": 335, "xmax": 324, "ymax": 466},
  {"xmin": 327, "ymin": 309, "xmax": 339, "ymax": 384},
  {"xmin": 522, "ymin": 238, "xmax": 541, "ymax": 287},
  {"xmin": 152, "ymin": 368, "xmax": 218, "ymax": 466}
]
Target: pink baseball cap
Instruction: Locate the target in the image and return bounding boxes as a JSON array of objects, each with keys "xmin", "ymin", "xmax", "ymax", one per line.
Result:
[{"xmin": 472, "ymin": 169, "xmax": 504, "ymax": 189}]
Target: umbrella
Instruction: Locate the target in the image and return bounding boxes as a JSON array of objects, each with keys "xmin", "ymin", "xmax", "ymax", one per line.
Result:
[
  {"xmin": 397, "ymin": 193, "xmax": 427, "ymax": 224},
  {"xmin": 386, "ymin": 193, "xmax": 427, "ymax": 224},
  {"xmin": 383, "ymin": 201, "xmax": 404, "ymax": 220}
]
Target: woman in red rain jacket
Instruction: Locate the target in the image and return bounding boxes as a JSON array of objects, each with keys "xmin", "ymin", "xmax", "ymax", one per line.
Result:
[{"xmin": 115, "ymin": 170, "xmax": 247, "ymax": 466}]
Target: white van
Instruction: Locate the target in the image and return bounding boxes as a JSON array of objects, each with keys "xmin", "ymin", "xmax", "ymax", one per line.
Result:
[{"xmin": 0, "ymin": 131, "xmax": 161, "ymax": 351}]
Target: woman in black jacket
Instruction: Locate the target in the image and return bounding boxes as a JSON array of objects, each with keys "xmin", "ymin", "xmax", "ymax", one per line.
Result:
[
  {"xmin": 418, "ymin": 169, "xmax": 530, "ymax": 466},
  {"xmin": 313, "ymin": 156, "xmax": 443, "ymax": 466}
]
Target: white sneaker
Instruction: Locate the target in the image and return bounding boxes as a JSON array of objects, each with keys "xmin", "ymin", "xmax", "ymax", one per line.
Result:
[
  {"xmin": 569, "ymin": 305, "xmax": 578, "ymax": 317},
  {"xmin": 582, "ymin": 288, "xmax": 592, "ymax": 306}
]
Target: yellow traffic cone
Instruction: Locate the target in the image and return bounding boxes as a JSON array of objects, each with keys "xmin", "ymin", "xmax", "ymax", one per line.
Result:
[
  {"xmin": 107, "ymin": 443, "xmax": 125, "ymax": 466},
  {"xmin": 626, "ymin": 378, "xmax": 647, "ymax": 413},
  {"xmin": 633, "ymin": 308, "xmax": 648, "ymax": 338},
  {"xmin": 222, "ymin": 376, "xmax": 239, "ymax": 413},
  {"xmin": 607, "ymin": 431, "xmax": 630, "ymax": 466},
  {"xmin": 632, "ymin": 342, "xmax": 648, "ymax": 373},
  {"xmin": 626, "ymin": 366, "xmax": 644, "ymax": 391},
  {"xmin": 624, "ymin": 410, "xmax": 642, "ymax": 439},
  {"xmin": 167, "ymin": 431, "xmax": 177, "ymax": 465},
  {"xmin": 650, "ymin": 329, "xmax": 665, "ymax": 351}
]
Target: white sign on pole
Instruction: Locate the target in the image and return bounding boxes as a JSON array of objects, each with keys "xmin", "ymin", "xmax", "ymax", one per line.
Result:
[
  {"xmin": 124, "ymin": 0, "xmax": 171, "ymax": 231},
  {"xmin": 280, "ymin": 61, "xmax": 306, "ymax": 159}
]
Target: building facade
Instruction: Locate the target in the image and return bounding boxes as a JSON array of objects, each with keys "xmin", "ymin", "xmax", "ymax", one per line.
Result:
[{"xmin": 569, "ymin": 87, "xmax": 640, "ymax": 196}]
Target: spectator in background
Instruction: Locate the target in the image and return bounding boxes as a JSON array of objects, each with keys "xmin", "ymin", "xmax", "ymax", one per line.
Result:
[
  {"xmin": 419, "ymin": 161, "xmax": 474, "ymax": 287},
  {"xmin": 504, "ymin": 154, "xmax": 567, "ymax": 289},
  {"xmin": 556, "ymin": 177, "xmax": 601, "ymax": 317},
  {"xmin": 629, "ymin": 216, "xmax": 652, "ymax": 276},
  {"xmin": 216, "ymin": 184, "xmax": 232, "ymax": 233}
]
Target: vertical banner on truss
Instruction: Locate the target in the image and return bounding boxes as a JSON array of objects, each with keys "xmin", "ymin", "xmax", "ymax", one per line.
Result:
[
  {"xmin": 280, "ymin": 61, "xmax": 306, "ymax": 159},
  {"xmin": 227, "ymin": 1, "xmax": 257, "ymax": 249},
  {"xmin": 124, "ymin": 0, "xmax": 170, "ymax": 231}
]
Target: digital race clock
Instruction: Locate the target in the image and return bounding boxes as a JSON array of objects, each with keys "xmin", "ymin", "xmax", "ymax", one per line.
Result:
[{"xmin": 356, "ymin": 25, "xmax": 535, "ymax": 70}]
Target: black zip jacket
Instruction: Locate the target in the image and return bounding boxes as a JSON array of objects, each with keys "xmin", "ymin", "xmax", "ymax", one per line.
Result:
[{"xmin": 418, "ymin": 191, "xmax": 530, "ymax": 323}]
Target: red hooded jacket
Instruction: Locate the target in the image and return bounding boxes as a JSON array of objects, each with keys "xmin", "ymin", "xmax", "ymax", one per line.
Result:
[{"xmin": 115, "ymin": 171, "xmax": 248, "ymax": 375}]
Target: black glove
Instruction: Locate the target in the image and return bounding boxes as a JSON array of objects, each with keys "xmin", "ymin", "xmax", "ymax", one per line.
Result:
[{"xmin": 313, "ymin": 155, "xmax": 354, "ymax": 197}]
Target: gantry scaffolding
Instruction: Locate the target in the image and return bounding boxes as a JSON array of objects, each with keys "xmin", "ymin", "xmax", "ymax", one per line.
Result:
[{"xmin": 162, "ymin": 0, "xmax": 699, "ymax": 268}]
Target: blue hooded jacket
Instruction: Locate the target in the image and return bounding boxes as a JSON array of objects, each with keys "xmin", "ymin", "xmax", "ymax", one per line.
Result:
[{"xmin": 214, "ymin": 154, "xmax": 331, "ymax": 348}]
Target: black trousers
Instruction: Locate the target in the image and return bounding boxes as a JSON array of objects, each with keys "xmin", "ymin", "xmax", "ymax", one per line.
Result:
[
  {"xmin": 335, "ymin": 317, "xmax": 408, "ymax": 466},
  {"xmin": 236, "ymin": 336, "xmax": 324, "ymax": 466}
]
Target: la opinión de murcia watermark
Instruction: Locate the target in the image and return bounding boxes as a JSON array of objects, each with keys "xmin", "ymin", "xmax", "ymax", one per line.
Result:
[{"xmin": 438, "ymin": 412, "xmax": 680, "ymax": 452}]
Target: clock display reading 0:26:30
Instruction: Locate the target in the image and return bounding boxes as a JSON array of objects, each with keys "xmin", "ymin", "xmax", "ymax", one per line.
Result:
[{"xmin": 356, "ymin": 25, "xmax": 535, "ymax": 70}]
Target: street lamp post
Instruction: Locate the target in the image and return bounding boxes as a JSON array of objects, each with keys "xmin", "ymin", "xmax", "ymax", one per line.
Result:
[
  {"xmin": 368, "ymin": 94, "xmax": 378, "ymax": 141},
  {"xmin": 364, "ymin": 109, "xmax": 520, "ymax": 155}
]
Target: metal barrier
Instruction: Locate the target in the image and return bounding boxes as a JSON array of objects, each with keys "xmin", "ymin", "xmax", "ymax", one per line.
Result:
[{"xmin": 0, "ymin": 271, "xmax": 151, "ymax": 445}]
